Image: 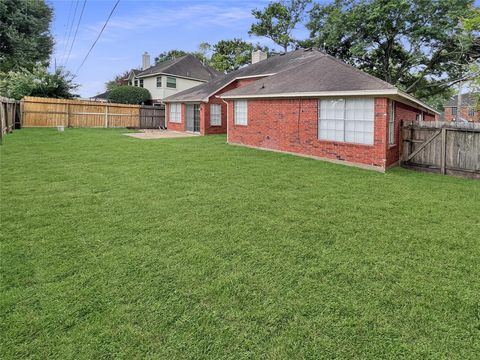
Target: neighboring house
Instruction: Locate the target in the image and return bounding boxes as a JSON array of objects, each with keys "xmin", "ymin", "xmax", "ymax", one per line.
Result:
[
  {"xmin": 440, "ymin": 93, "xmax": 479, "ymax": 122},
  {"xmin": 166, "ymin": 49, "xmax": 438, "ymax": 171},
  {"xmin": 126, "ymin": 52, "xmax": 220, "ymax": 104},
  {"xmin": 90, "ymin": 91, "xmax": 109, "ymax": 102}
]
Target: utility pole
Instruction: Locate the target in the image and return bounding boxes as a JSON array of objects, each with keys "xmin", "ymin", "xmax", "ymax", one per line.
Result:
[{"xmin": 456, "ymin": 82, "xmax": 463, "ymax": 122}]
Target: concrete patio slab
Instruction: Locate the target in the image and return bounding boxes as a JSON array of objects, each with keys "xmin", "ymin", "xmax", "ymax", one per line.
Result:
[{"xmin": 124, "ymin": 130, "xmax": 199, "ymax": 140}]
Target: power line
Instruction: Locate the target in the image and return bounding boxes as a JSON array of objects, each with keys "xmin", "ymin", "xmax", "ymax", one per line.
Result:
[
  {"xmin": 61, "ymin": 0, "xmax": 79, "ymax": 65},
  {"xmin": 61, "ymin": 0, "xmax": 74, "ymax": 48},
  {"xmin": 75, "ymin": 0, "xmax": 120, "ymax": 76},
  {"xmin": 65, "ymin": 0, "xmax": 87, "ymax": 67}
]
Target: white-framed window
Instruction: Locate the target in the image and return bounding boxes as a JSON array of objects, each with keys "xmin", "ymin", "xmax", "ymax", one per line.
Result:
[
  {"xmin": 169, "ymin": 103, "xmax": 181, "ymax": 123},
  {"xmin": 234, "ymin": 100, "xmax": 248, "ymax": 125},
  {"xmin": 318, "ymin": 98, "xmax": 374, "ymax": 145},
  {"xmin": 134, "ymin": 79, "xmax": 138, "ymax": 86},
  {"xmin": 388, "ymin": 100, "xmax": 395, "ymax": 145},
  {"xmin": 451, "ymin": 107, "xmax": 457, "ymax": 115},
  {"xmin": 416, "ymin": 113, "xmax": 423, "ymax": 122},
  {"xmin": 139, "ymin": 79, "xmax": 144, "ymax": 87},
  {"xmin": 210, "ymin": 104, "xmax": 221, "ymax": 126},
  {"xmin": 156, "ymin": 76, "xmax": 162, "ymax": 88},
  {"xmin": 167, "ymin": 77, "xmax": 176, "ymax": 88},
  {"xmin": 468, "ymin": 108, "xmax": 475, "ymax": 116}
]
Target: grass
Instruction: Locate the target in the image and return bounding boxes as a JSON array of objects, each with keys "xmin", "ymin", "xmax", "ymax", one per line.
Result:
[{"xmin": 1, "ymin": 128, "xmax": 479, "ymax": 359}]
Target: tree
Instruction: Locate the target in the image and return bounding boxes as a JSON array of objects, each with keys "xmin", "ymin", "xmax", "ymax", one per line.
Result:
[
  {"xmin": 105, "ymin": 70, "xmax": 131, "ymax": 91},
  {"xmin": 0, "ymin": 65, "xmax": 78, "ymax": 100},
  {"xmin": 154, "ymin": 50, "xmax": 189, "ymax": 64},
  {"xmin": 302, "ymin": 0, "xmax": 480, "ymax": 105},
  {"xmin": 107, "ymin": 86, "xmax": 151, "ymax": 104},
  {"xmin": 249, "ymin": 0, "xmax": 311, "ymax": 53},
  {"xmin": 210, "ymin": 39, "xmax": 272, "ymax": 73},
  {"xmin": 462, "ymin": 8, "xmax": 480, "ymax": 110},
  {"xmin": 0, "ymin": 0, "xmax": 54, "ymax": 72}
]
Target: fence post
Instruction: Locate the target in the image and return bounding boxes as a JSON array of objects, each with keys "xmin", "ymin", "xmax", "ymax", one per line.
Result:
[
  {"xmin": 105, "ymin": 104, "xmax": 109, "ymax": 128},
  {"xmin": 0, "ymin": 102, "xmax": 4, "ymax": 144},
  {"xmin": 66, "ymin": 103, "xmax": 70, "ymax": 127},
  {"xmin": 440, "ymin": 127, "xmax": 447, "ymax": 175}
]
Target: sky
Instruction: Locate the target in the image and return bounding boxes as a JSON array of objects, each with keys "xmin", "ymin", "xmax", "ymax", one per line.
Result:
[{"xmin": 48, "ymin": 0, "xmax": 312, "ymax": 97}]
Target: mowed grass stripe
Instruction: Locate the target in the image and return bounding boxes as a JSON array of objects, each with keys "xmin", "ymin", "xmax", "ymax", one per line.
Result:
[{"xmin": 1, "ymin": 128, "xmax": 479, "ymax": 359}]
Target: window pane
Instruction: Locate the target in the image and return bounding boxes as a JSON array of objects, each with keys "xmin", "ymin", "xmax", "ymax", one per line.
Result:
[
  {"xmin": 234, "ymin": 101, "xmax": 247, "ymax": 125},
  {"xmin": 167, "ymin": 77, "xmax": 176, "ymax": 88},
  {"xmin": 210, "ymin": 104, "xmax": 221, "ymax": 126},
  {"xmin": 156, "ymin": 77, "xmax": 162, "ymax": 87},
  {"xmin": 319, "ymin": 98, "xmax": 374, "ymax": 145}
]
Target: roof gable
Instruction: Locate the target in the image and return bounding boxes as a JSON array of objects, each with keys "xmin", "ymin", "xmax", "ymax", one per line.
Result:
[
  {"xmin": 220, "ymin": 55, "xmax": 395, "ymax": 97},
  {"xmin": 445, "ymin": 93, "xmax": 478, "ymax": 107},
  {"xmin": 165, "ymin": 49, "xmax": 326, "ymax": 102},
  {"xmin": 137, "ymin": 54, "xmax": 220, "ymax": 81}
]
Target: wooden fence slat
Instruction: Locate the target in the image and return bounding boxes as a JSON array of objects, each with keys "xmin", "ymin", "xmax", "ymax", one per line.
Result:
[
  {"xmin": 21, "ymin": 96, "xmax": 140, "ymax": 128},
  {"xmin": 405, "ymin": 129, "xmax": 441, "ymax": 162},
  {"xmin": 402, "ymin": 120, "xmax": 480, "ymax": 179}
]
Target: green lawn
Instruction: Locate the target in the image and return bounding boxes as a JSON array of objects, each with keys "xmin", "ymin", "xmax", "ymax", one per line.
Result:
[{"xmin": 1, "ymin": 128, "xmax": 479, "ymax": 359}]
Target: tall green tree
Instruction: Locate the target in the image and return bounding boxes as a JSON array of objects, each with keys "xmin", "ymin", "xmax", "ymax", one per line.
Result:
[
  {"xmin": 105, "ymin": 70, "xmax": 131, "ymax": 91},
  {"xmin": 249, "ymin": 0, "xmax": 311, "ymax": 52},
  {"xmin": 0, "ymin": 0, "xmax": 54, "ymax": 72},
  {"xmin": 154, "ymin": 50, "xmax": 189, "ymax": 64},
  {"xmin": 0, "ymin": 65, "xmax": 78, "ymax": 100},
  {"xmin": 210, "ymin": 39, "xmax": 272, "ymax": 73},
  {"xmin": 302, "ymin": 0, "xmax": 480, "ymax": 105},
  {"xmin": 462, "ymin": 8, "xmax": 480, "ymax": 109}
]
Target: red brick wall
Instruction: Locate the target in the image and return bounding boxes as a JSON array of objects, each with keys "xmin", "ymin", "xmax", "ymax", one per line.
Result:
[
  {"xmin": 386, "ymin": 101, "xmax": 437, "ymax": 166},
  {"xmin": 165, "ymin": 102, "xmax": 186, "ymax": 132},
  {"xmin": 227, "ymin": 97, "xmax": 390, "ymax": 169},
  {"xmin": 201, "ymin": 77, "xmax": 265, "ymax": 135},
  {"xmin": 167, "ymin": 77, "xmax": 266, "ymax": 135},
  {"xmin": 443, "ymin": 106, "xmax": 479, "ymax": 122}
]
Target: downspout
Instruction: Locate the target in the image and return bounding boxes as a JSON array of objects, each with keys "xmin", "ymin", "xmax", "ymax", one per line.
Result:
[{"xmin": 220, "ymin": 97, "xmax": 229, "ymax": 144}]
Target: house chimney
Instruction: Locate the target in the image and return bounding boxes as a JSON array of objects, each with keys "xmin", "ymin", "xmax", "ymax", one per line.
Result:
[
  {"xmin": 142, "ymin": 52, "xmax": 150, "ymax": 70},
  {"xmin": 252, "ymin": 50, "xmax": 267, "ymax": 64}
]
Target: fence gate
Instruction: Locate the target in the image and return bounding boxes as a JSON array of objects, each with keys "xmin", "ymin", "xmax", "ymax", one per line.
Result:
[
  {"xmin": 401, "ymin": 121, "xmax": 480, "ymax": 179},
  {"xmin": 140, "ymin": 105, "xmax": 165, "ymax": 129}
]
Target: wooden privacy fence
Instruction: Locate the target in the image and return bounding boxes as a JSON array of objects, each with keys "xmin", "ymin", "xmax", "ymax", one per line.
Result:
[
  {"xmin": 1, "ymin": 96, "xmax": 20, "ymax": 143},
  {"xmin": 22, "ymin": 96, "xmax": 140, "ymax": 128},
  {"xmin": 140, "ymin": 105, "xmax": 165, "ymax": 129},
  {"xmin": 401, "ymin": 121, "xmax": 480, "ymax": 179}
]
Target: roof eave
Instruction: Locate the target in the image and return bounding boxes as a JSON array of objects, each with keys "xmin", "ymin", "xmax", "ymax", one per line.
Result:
[
  {"xmin": 220, "ymin": 89, "xmax": 440, "ymax": 115},
  {"xmin": 137, "ymin": 72, "xmax": 210, "ymax": 82}
]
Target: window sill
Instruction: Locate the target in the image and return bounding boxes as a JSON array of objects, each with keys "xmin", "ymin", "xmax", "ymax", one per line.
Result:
[
  {"xmin": 316, "ymin": 139, "xmax": 375, "ymax": 147},
  {"xmin": 388, "ymin": 144, "xmax": 397, "ymax": 149}
]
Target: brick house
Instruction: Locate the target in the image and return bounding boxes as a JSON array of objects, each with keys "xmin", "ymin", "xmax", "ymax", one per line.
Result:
[
  {"xmin": 165, "ymin": 49, "xmax": 438, "ymax": 171},
  {"xmin": 440, "ymin": 93, "xmax": 479, "ymax": 122},
  {"xmin": 164, "ymin": 50, "xmax": 320, "ymax": 134}
]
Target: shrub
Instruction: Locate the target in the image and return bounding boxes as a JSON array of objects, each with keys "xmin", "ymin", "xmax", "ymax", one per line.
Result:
[
  {"xmin": 0, "ymin": 65, "xmax": 78, "ymax": 100},
  {"xmin": 107, "ymin": 86, "xmax": 151, "ymax": 104}
]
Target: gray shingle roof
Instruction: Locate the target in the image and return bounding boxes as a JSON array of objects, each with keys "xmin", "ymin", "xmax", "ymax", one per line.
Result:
[
  {"xmin": 445, "ymin": 93, "xmax": 477, "ymax": 107},
  {"xmin": 164, "ymin": 49, "xmax": 324, "ymax": 102},
  {"xmin": 137, "ymin": 54, "xmax": 220, "ymax": 81},
  {"xmin": 221, "ymin": 53, "xmax": 395, "ymax": 98}
]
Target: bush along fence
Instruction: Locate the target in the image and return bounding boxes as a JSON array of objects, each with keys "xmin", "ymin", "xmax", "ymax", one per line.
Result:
[
  {"xmin": 21, "ymin": 97, "xmax": 165, "ymax": 129},
  {"xmin": 0, "ymin": 96, "xmax": 20, "ymax": 144},
  {"xmin": 401, "ymin": 120, "xmax": 480, "ymax": 179}
]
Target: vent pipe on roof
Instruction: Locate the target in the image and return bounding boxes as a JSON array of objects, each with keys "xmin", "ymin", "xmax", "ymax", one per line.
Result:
[
  {"xmin": 142, "ymin": 52, "xmax": 150, "ymax": 70},
  {"xmin": 252, "ymin": 50, "xmax": 267, "ymax": 64}
]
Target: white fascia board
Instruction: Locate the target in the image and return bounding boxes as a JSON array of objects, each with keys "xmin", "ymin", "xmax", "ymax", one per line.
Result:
[
  {"xmin": 235, "ymin": 73, "xmax": 276, "ymax": 79},
  {"xmin": 220, "ymin": 89, "xmax": 440, "ymax": 115},
  {"xmin": 137, "ymin": 72, "xmax": 209, "ymax": 83}
]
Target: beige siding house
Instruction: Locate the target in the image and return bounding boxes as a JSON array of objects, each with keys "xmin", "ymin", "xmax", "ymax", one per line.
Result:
[{"xmin": 126, "ymin": 52, "xmax": 220, "ymax": 104}]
